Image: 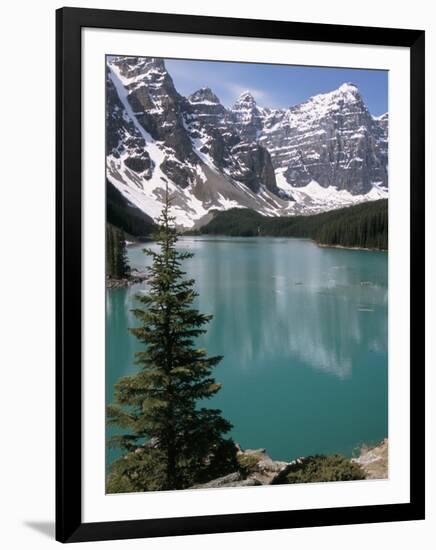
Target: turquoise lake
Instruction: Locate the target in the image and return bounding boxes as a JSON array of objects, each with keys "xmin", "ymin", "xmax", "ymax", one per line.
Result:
[{"xmin": 106, "ymin": 236, "xmax": 388, "ymax": 467}]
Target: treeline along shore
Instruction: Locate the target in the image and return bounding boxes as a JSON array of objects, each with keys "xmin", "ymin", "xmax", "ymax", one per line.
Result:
[
  {"xmin": 107, "ymin": 175, "xmax": 387, "ymax": 252},
  {"xmin": 195, "ymin": 199, "xmax": 388, "ymax": 251},
  {"xmin": 106, "ymin": 197, "xmax": 387, "ymax": 289}
]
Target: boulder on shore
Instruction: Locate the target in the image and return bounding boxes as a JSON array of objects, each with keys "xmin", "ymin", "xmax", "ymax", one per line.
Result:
[
  {"xmin": 192, "ymin": 472, "xmax": 261, "ymax": 489},
  {"xmin": 237, "ymin": 448, "xmax": 297, "ymax": 485},
  {"xmin": 352, "ymin": 438, "xmax": 388, "ymax": 479},
  {"xmin": 106, "ymin": 271, "xmax": 147, "ymax": 288},
  {"xmin": 189, "ymin": 439, "xmax": 389, "ymax": 489}
]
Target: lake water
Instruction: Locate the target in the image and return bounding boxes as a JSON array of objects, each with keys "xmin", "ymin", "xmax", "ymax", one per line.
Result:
[{"xmin": 106, "ymin": 236, "xmax": 388, "ymax": 466}]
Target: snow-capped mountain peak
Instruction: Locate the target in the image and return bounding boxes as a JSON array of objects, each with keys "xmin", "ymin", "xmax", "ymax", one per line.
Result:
[
  {"xmin": 188, "ymin": 87, "xmax": 221, "ymax": 105},
  {"xmin": 106, "ymin": 57, "xmax": 388, "ymax": 228},
  {"xmin": 234, "ymin": 90, "xmax": 257, "ymax": 105},
  {"xmin": 338, "ymin": 81, "xmax": 360, "ymax": 93},
  {"xmin": 110, "ymin": 56, "xmax": 167, "ymax": 85}
]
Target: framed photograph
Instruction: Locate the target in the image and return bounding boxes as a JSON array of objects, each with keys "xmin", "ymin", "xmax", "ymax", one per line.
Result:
[{"xmin": 56, "ymin": 7, "xmax": 425, "ymax": 543}]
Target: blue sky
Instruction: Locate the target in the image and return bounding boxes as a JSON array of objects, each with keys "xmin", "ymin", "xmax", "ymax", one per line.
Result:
[{"xmin": 165, "ymin": 58, "xmax": 388, "ymax": 116}]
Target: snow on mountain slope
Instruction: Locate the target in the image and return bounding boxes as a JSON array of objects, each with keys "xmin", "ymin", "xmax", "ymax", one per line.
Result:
[
  {"xmin": 259, "ymin": 83, "xmax": 388, "ymax": 195},
  {"xmin": 106, "ymin": 56, "xmax": 388, "ymax": 228},
  {"xmin": 275, "ymin": 168, "xmax": 388, "ymax": 214}
]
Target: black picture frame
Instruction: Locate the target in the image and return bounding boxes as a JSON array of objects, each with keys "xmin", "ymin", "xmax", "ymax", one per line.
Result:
[{"xmin": 56, "ymin": 6, "xmax": 425, "ymax": 543}]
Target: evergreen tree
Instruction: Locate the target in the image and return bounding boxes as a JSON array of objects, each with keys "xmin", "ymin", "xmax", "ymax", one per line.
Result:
[
  {"xmin": 114, "ymin": 227, "xmax": 131, "ymax": 278},
  {"xmin": 107, "ymin": 192, "xmax": 235, "ymax": 493},
  {"xmin": 106, "ymin": 223, "xmax": 115, "ymax": 276},
  {"xmin": 200, "ymin": 200, "xmax": 388, "ymax": 250},
  {"xmin": 106, "ymin": 224, "xmax": 131, "ymax": 278}
]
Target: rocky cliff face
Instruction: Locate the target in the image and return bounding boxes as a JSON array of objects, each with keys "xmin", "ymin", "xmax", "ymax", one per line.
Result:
[
  {"xmin": 183, "ymin": 87, "xmax": 279, "ymax": 195},
  {"xmin": 259, "ymin": 83, "xmax": 388, "ymax": 195},
  {"xmin": 106, "ymin": 56, "xmax": 388, "ymax": 228}
]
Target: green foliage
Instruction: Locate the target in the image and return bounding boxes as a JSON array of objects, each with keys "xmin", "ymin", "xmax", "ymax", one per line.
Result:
[
  {"xmin": 202, "ymin": 208, "xmax": 265, "ymax": 237},
  {"xmin": 107, "ymin": 179, "xmax": 156, "ymax": 237},
  {"xmin": 200, "ymin": 200, "xmax": 388, "ymax": 250},
  {"xmin": 314, "ymin": 200, "xmax": 388, "ymax": 249},
  {"xmin": 194, "ymin": 438, "xmax": 239, "ymax": 485},
  {"xmin": 107, "ymin": 446, "xmax": 167, "ymax": 493},
  {"xmin": 107, "ymin": 191, "xmax": 235, "ymax": 492},
  {"xmin": 237, "ymin": 453, "xmax": 262, "ymax": 476},
  {"xmin": 277, "ymin": 455, "xmax": 366, "ymax": 484},
  {"xmin": 106, "ymin": 223, "xmax": 131, "ymax": 279}
]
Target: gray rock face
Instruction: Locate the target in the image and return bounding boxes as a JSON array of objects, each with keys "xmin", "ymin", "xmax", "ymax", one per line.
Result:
[
  {"xmin": 106, "ymin": 56, "xmax": 388, "ymax": 227},
  {"xmin": 106, "ymin": 72, "xmax": 153, "ymax": 182},
  {"xmin": 183, "ymin": 88, "xmax": 278, "ymax": 194},
  {"xmin": 109, "ymin": 56, "xmax": 198, "ymax": 188},
  {"xmin": 188, "ymin": 87, "xmax": 222, "ymax": 107},
  {"xmin": 237, "ymin": 448, "xmax": 295, "ymax": 485},
  {"xmin": 228, "ymin": 141, "xmax": 278, "ymax": 194},
  {"xmin": 259, "ymin": 83, "xmax": 388, "ymax": 194},
  {"xmin": 232, "ymin": 91, "xmax": 264, "ymax": 141},
  {"xmin": 192, "ymin": 472, "xmax": 261, "ymax": 489},
  {"xmin": 191, "ymin": 446, "xmax": 297, "ymax": 489},
  {"xmin": 183, "ymin": 86, "xmax": 236, "ymax": 170}
]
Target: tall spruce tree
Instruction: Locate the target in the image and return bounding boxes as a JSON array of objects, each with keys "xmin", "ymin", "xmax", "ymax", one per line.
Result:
[{"xmin": 107, "ymin": 192, "xmax": 236, "ymax": 493}]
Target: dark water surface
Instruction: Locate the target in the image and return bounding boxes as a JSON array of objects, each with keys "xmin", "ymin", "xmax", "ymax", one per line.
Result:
[{"xmin": 106, "ymin": 236, "xmax": 388, "ymax": 466}]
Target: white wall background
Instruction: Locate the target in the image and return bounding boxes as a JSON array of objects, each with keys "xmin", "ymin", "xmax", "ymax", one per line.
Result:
[{"xmin": 0, "ymin": 0, "xmax": 433, "ymax": 548}]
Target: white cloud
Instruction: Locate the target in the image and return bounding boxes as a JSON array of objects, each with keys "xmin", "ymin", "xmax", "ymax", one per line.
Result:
[{"xmin": 222, "ymin": 82, "xmax": 277, "ymax": 107}]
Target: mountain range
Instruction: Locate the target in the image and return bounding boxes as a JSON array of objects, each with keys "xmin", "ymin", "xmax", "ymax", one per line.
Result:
[{"xmin": 106, "ymin": 56, "xmax": 388, "ymax": 228}]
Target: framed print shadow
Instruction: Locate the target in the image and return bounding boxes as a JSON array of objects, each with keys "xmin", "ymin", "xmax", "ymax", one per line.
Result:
[{"xmin": 56, "ymin": 7, "xmax": 425, "ymax": 543}]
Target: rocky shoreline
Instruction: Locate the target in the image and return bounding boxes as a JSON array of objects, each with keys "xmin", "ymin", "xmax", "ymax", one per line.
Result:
[
  {"xmin": 192, "ymin": 447, "xmax": 296, "ymax": 489},
  {"xmin": 352, "ymin": 438, "xmax": 388, "ymax": 479},
  {"xmin": 317, "ymin": 242, "xmax": 387, "ymax": 253},
  {"xmin": 106, "ymin": 269, "xmax": 148, "ymax": 289},
  {"xmin": 192, "ymin": 440, "xmax": 388, "ymax": 489}
]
